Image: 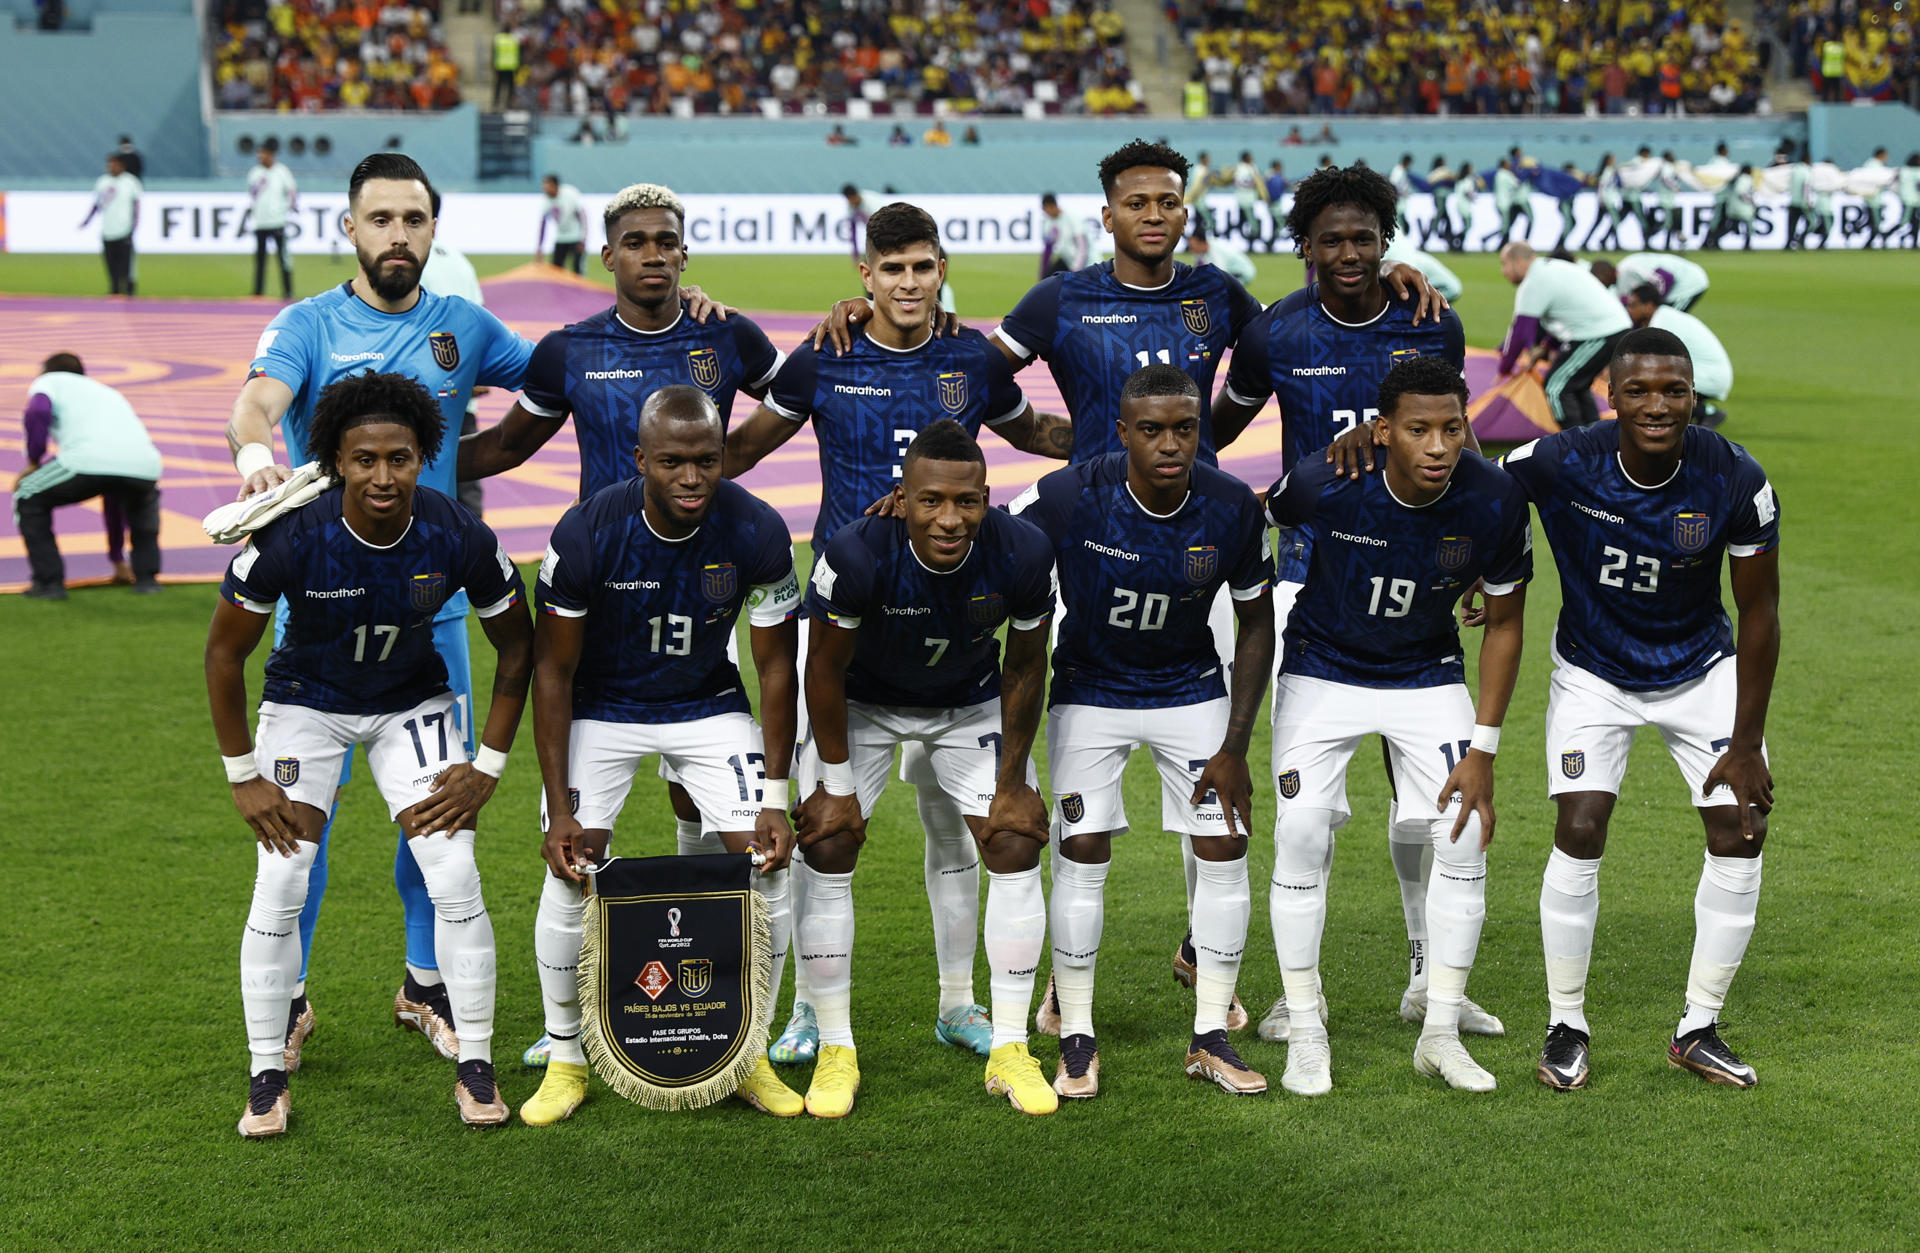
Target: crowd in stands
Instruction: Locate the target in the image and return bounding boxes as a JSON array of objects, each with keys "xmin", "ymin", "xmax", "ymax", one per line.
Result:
[
  {"xmin": 1172, "ymin": 0, "xmax": 1770, "ymax": 117},
  {"xmin": 212, "ymin": 0, "xmax": 463, "ymax": 111},
  {"xmin": 1767, "ymin": 1, "xmax": 1916, "ymax": 105},
  {"xmin": 491, "ymin": 0, "xmax": 1138, "ymax": 121}
]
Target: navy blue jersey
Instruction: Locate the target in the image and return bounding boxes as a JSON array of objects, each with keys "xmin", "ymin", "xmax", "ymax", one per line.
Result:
[
  {"xmin": 1224, "ymin": 286, "xmax": 1466, "ymax": 475},
  {"xmin": 519, "ymin": 304, "xmax": 784, "ymax": 499},
  {"xmin": 806, "ymin": 510, "xmax": 1055, "ymax": 709},
  {"xmin": 222, "ymin": 486, "xmax": 524, "ymax": 715},
  {"xmin": 1011, "ymin": 453, "xmax": 1272, "ymax": 710},
  {"xmin": 536, "ymin": 478, "xmax": 800, "ymax": 723},
  {"xmin": 1266, "ymin": 453, "xmax": 1532, "ymax": 688},
  {"xmin": 995, "ymin": 261, "xmax": 1263, "ymax": 466},
  {"xmin": 1501, "ymin": 423, "xmax": 1779, "ymax": 692},
  {"xmin": 765, "ymin": 324, "xmax": 1025, "ymax": 553}
]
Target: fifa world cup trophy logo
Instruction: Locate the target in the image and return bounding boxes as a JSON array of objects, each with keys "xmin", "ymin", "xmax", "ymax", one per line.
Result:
[{"xmin": 667, "ymin": 908, "xmax": 682, "ymax": 938}]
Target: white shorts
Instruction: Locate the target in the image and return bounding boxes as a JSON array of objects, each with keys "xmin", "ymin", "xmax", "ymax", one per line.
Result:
[
  {"xmin": 1544, "ymin": 650, "xmax": 1763, "ymax": 809},
  {"xmin": 662, "ymin": 618, "xmax": 803, "ymax": 795},
  {"xmin": 551, "ymin": 712, "xmax": 769, "ymax": 835},
  {"xmin": 798, "ymin": 699, "xmax": 1019, "ymax": 820},
  {"xmin": 1270, "ymin": 675, "xmax": 1476, "ymax": 824},
  {"xmin": 1270, "ymin": 578, "xmax": 1305, "ymax": 685},
  {"xmin": 1047, "ymin": 698, "xmax": 1232, "ymax": 837},
  {"xmin": 254, "ymin": 694, "xmax": 465, "ymax": 823}
]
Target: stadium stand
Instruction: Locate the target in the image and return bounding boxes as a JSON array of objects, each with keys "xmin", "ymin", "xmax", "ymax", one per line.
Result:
[
  {"xmin": 1169, "ymin": 0, "xmax": 1770, "ymax": 117},
  {"xmin": 211, "ymin": 0, "xmax": 464, "ymax": 111},
  {"xmin": 1771, "ymin": 1, "xmax": 1916, "ymax": 106},
  {"xmin": 486, "ymin": 0, "xmax": 1137, "ymax": 119}
]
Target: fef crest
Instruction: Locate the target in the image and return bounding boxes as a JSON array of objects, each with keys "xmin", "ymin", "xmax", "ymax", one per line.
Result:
[
  {"xmin": 967, "ymin": 593, "xmax": 1004, "ymax": 625},
  {"xmin": 409, "ymin": 572, "xmax": 446, "ymax": 612},
  {"xmin": 1561, "ymin": 750, "xmax": 1586, "ymax": 779},
  {"xmin": 1179, "ymin": 298, "xmax": 1211, "ymax": 336},
  {"xmin": 1673, "ymin": 512, "xmax": 1711, "ymax": 554},
  {"xmin": 1060, "ymin": 793, "xmax": 1086, "ymax": 824},
  {"xmin": 1185, "ymin": 546, "xmax": 1219, "ymax": 585},
  {"xmin": 702, "ymin": 563, "xmax": 738, "ymax": 604},
  {"xmin": 274, "ymin": 757, "xmax": 300, "ymax": 786},
  {"xmin": 678, "ymin": 958, "xmax": 713, "ymax": 1000},
  {"xmin": 937, "ymin": 371, "xmax": 969, "ymax": 414},
  {"xmin": 687, "ymin": 348, "xmax": 720, "ymax": 389},
  {"xmin": 567, "ymin": 787, "xmax": 580, "ymax": 814},
  {"xmin": 428, "ymin": 331, "xmax": 460, "ymax": 370},
  {"xmin": 1435, "ymin": 536, "xmax": 1473, "ymax": 572},
  {"xmin": 1277, "ymin": 769, "xmax": 1301, "ymax": 799}
]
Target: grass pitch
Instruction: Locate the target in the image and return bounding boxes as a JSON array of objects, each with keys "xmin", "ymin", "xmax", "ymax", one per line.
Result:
[{"xmin": 1, "ymin": 249, "xmax": 1916, "ymax": 1249}]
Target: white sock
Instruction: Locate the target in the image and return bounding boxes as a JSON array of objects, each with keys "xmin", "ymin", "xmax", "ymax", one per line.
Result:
[
  {"xmin": 1540, "ymin": 846, "xmax": 1601, "ymax": 1035},
  {"xmin": 1425, "ymin": 962, "xmax": 1471, "ymax": 1036},
  {"xmin": 919, "ymin": 786, "xmax": 979, "ymax": 1013},
  {"xmin": 1181, "ymin": 834, "xmax": 1199, "ymax": 917},
  {"xmin": 1190, "ymin": 856, "xmax": 1250, "ymax": 1035},
  {"xmin": 241, "ymin": 841, "xmax": 316, "ymax": 1074},
  {"xmin": 1388, "ymin": 798, "xmax": 1433, "ymax": 991},
  {"xmin": 1048, "ymin": 856, "xmax": 1109, "ymax": 1039},
  {"xmin": 1280, "ymin": 967, "xmax": 1323, "ymax": 1039},
  {"xmin": 754, "ymin": 865, "xmax": 791, "ymax": 1036},
  {"xmin": 534, "ymin": 871, "xmax": 588, "ymax": 1066},
  {"xmin": 788, "ymin": 849, "xmax": 813, "ymax": 1007},
  {"xmin": 676, "ymin": 817, "xmax": 721, "ymax": 856},
  {"xmin": 1271, "ymin": 807, "xmax": 1335, "ymax": 1035},
  {"xmin": 410, "ymin": 831, "xmax": 495, "ymax": 1064},
  {"xmin": 1679, "ymin": 851, "xmax": 1763, "ymax": 1036},
  {"xmin": 984, "ymin": 866, "xmax": 1045, "ymax": 1049},
  {"xmin": 799, "ymin": 869, "xmax": 855, "ymax": 1049},
  {"xmin": 406, "ymin": 962, "xmax": 443, "ymax": 988},
  {"xmin": 1424, "ymin": 817, "xmax": 1488, "ymax": 1013}
]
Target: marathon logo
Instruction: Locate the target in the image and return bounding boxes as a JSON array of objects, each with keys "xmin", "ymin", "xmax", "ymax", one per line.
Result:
[
  {"xmin": 1290, "ymin": 365, "xmax": 1347, "ymax": 377},
  {"xmin": 584, "ymin": 368, "xmax": 645, "ymax": 381},
  {"xmin": 1079, "ymin": 313, "xmax": 1138, "ymax": 324},
  {"xmin": 832, "ymin": 384, "xmax": 893, "ymax": 397},
  {"xmin": 1081, "ymin": 539, "xmax": 1140, "ymax": 561},
  {"xmin": 1574, "ymin": 501, "xmax": 1625, "ymax": 525},
  {"xmin": 1330, "ymin": 530, "xmax": 1387, "ymax": 548}
]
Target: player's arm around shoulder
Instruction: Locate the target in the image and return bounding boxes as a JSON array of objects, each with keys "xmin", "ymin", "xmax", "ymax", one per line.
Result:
[
  {"xmin": 726, "ymin": 345, "xmax": 814, "ymax": 478},
  {"xmin": 992, "ymin": 270, "xmax": 1064, "ymax": 367}
]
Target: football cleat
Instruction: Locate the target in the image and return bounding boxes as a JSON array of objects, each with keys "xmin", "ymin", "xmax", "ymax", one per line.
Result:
[
  {"xmin": 1281, "ymin": 1030, "xmax": 1332, "ymax": 1097},
  {"xmin": 1034, "ymin": 974, "xmax": 1062, "ymax": 1037},
  {"xmin": 804, "ymin": 1044, "xmax": 860, "ymax": 1119},
  {"xmin": 522, "ymin": 1034, "xmax": 552, "ymax": 1068},
  {"xmin": 1414, "ymin": 1031, "xmax": 1497, "ymax": 1092},
  {"xmin": 734, "ymin": 1053, "xmax": 805, "ymax": 1117},
  {"xmin": 394, "ymin": 977, "xmax": 459, "ymax": 1061},
  {"xmin": 1172, "ymin": 937, "xmax": 1249, "ymax": 1030},
  {"xmin": 518, "ymin": 1060, "xmax": 589, "ymax": 1126},
  {"xmin": 1260, "ymin": 980, "xmax": 1331, "ymax": 1043},
  {"xmin": 1400, "ymin": 988, "xmax": 1506, "ymax": 1037},
  {"xmin": 934, "ymin": 1004, "xmax": 994, "ymax": 1056},
  {"xmin": 985, "ymin": 1042, "xmax": 1059, "ymax": 1115},
  {"xmin": 238, "ymin": 1069, "xmax": 291, "ymax": 1138},
  {"xmin": 770, "ymin": 1003, "xmax": 819, "ymax": 1066},
  {"xmin": 1668, "ymin": 1024, "xmax": 1757, "ymax": 1088},
  {"xmin": 282, "ymin": 995, "xmax": 315, "ymax": 1072},
  {"xmin": 1185, "ymin": 1029, "xmax": 1267, "ymax": 1094},
  {"xmin": 456, "ymin": 1059, "xmax": 510, "ymax": 1125},
  {"xmin": 1052, "ymin": 1032, "xmax": 1100, "ymax": 1099},
  {"xmin": 1537, "ymin": 1023, "xmax": 1592, "ymax": 1091}
]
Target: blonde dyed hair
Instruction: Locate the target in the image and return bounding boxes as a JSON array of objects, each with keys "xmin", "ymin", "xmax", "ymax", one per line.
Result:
[{"xmin": 603, "ymin": 182, "xmax": 685, "ymax": 236}]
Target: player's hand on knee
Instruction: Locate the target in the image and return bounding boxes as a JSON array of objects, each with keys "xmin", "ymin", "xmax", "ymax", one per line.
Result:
[
  {"xmin": 1703, "ymin": 747, "xmax": 1772, "ymax": 840},
  {"xmin": 1384, "ymin": 261, "xmax": 1450, "ymax": 324},
  {"xmin": 238, "ymin": 464, "xmax": 293, "ymax": 500},
  {"xmin": 234, "ymin": 779, "xmax": 302, "ymax": 857},
  {"xmin": 810, "ymin": 299, "xmax": 874, "ymax": 355},
  {"xmin": 795, "ymin": 788, "xmax": 865, "ymax": 851},
  {"xmin": 1195, "ymin": 751, "xmax": 1253, "ymax": 839},
  {"xmin": 1324, "ymin": 422, "xmax": 1382, "ymax": 479},
  {"xmin": 542, "ymin": 814, "xmax": 595, "ymax": 883},
  {"xmin": 984, "ymin": 782, "xmax": 1050, "ymax": 850},
  {"xmin": 411, "ymin": 762, "xmax": 496, "ymax": 836},
  {"xmin": 752, "ymin": 809, "xmax": 796, "ymax": 872},
  {"xmin": 680, "ymin": 284, "xmax": 733, "ymax": 323},
  {"xmin": 1438, "ymin": 752, "xmax": 1496, "ymax": 849}
]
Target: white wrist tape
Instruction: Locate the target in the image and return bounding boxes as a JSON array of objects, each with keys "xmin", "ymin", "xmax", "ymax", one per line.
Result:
[
  {"xmin": 234, "ymin": 443, "xmax": 276, "ymax": 480},
  {"xmin": 821, "ymin": 759, "xmax": 857, "ymax": 797},
  {"xmin": 1470, "ymin": 724, "xmax": 1502, "ymax": 756},
  {"xmin": 760, "ymin": 779, "xmax": 789, "ymax": 811},
  {"xmin": 472, "ymin": 745, "xmax": 509, "ymax": 779},
  {"xmin": 224, "ymin": 753, "xmax": 260, "ymax": 784}
]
